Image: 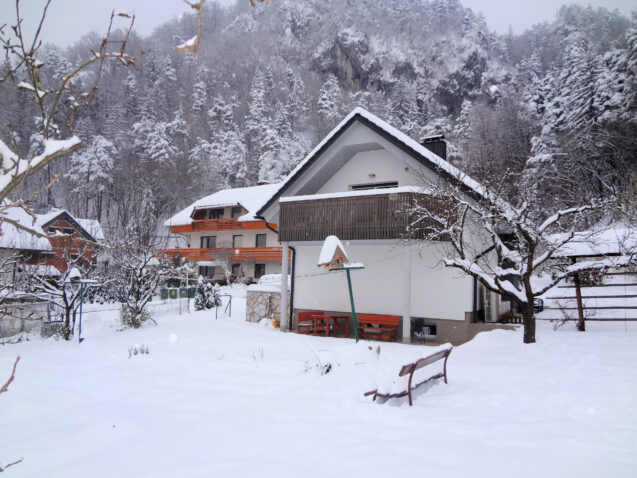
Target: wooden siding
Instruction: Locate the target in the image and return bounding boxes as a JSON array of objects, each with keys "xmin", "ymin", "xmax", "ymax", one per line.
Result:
[
  {"xmin": 170, "ymin": 218, "xmax": 276, "ymax": 234},
  {"xmin": 279, "ymin": 192, "xmax": 441, "ymax": 242}
]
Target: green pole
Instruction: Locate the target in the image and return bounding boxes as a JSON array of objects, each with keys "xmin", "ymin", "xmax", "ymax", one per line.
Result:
[
  {"xmin": 346, "ymin": 268, "xmax": 359, "ymax": 343},
  {"xmin": 78, "ymin": 282, "xmax": 84, "ymax": 342}
]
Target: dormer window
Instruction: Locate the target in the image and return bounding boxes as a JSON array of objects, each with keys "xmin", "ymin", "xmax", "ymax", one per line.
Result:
[{"xmin": 208, "ymin": 208, "xmax": 224, "ymax": 219}]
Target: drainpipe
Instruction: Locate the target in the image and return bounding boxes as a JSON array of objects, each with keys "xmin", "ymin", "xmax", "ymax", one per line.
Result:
[
  {"xmin": 255, "ymin": 215, "xmax": 296, "ymax": 331},
  {"xmin": 472, "ymin": 245, "xmax": 496, "ymax": 323}
]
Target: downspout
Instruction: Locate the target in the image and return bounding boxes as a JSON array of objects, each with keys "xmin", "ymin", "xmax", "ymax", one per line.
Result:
[
  {"xmin": 472, "ymin": 245, "xmax": 496, "ymax": 323},
  {"xmin": 255, "ymin": 215, "xmax": 296, "ymax": 331}
]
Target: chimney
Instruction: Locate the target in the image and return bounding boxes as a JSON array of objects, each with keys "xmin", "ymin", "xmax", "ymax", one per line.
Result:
[
  {"xmin": 257, "ymin": 180, "xmax": 271, "ymax": 186},
  {"xmin": 420, "ymin": 134, "xmax": 446, "ymax": 160}
]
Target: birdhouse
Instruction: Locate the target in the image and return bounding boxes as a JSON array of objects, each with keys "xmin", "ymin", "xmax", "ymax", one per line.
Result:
[{"xmin": 317, "ymin": 235, "xmax": 350, "ymax": 270}]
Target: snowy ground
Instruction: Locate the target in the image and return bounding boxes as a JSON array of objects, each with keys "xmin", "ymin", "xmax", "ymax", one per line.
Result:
[{"xmin": 1, "ymin": 287, "xmax": 636, "ymax": 478}]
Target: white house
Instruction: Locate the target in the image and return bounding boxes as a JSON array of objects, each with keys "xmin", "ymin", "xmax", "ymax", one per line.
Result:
[{"xmin": 257, "ymin": 108, "xmax": 510, "ymax": 344}]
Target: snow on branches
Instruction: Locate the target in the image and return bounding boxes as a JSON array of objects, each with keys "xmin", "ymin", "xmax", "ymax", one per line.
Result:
[
  {"xmin": 409, "ymin": 171, "xmax": 632, "ymax": 344},
  {"xmin": 0, "ymin": 1, "xmax": 144, "ymax": 236}
]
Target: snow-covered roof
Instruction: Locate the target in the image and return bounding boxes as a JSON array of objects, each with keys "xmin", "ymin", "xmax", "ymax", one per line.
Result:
[
  {"xmin": 164, "ymin": 183, "xmax": 282, "ymax": 227},
  {"xmin": 0, "ymin": 206, "xmax": 104, "ymax": 251},
  {"xmin": 35, "ymin": 209, "xmax": 103, "ymax": 242},
  {"xmin": 549, "ymin": 227, "xmax": 637, "ymax": 258},
  {"xmin": 257, "ymin": 107, "xmax": 484, "ymax": 217},
  {"xmin": 0, "ymin": 206, "xmax": 51, "ymax": 251},
  {"xmin": 76, "ymin": 218, "xmax": 106, "ymax": 241},
  {"xmin": 318, "ymin": 235, "xmax": 350, "ymax": 266}
]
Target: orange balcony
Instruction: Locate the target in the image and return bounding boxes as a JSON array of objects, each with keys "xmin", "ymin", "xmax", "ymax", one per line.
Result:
[
  {"xmin": 170, "ymin": 218, "xmax": 277, "ymax": 234},
  {"xmin": 165, "ymin": 247, "xmax": 286, "ymax": 262}
]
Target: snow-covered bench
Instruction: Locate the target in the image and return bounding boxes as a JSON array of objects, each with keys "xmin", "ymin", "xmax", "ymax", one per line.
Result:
[{"xmin": 364, "ymin": 347, "xmax": 452, "ymax": 406}]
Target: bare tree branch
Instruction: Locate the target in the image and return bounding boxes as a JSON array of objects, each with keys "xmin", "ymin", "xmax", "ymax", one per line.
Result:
[{"xmin": 0, "ymin": 356, "xmax": 20, "ymax": 394}]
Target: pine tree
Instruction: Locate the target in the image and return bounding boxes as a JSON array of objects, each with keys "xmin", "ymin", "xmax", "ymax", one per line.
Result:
[{"xmin": 317, "ymin": 74, "xmax": 343, "ymax": 134}]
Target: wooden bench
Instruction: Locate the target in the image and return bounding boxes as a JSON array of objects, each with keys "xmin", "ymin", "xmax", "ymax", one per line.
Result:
[
  {"xmin": 364, "ymin": 347, "xmax": 452, "ymax": 406},
  {"xmin": 357, "ymin": 314, "xmax": 400, "ymax": 341}
]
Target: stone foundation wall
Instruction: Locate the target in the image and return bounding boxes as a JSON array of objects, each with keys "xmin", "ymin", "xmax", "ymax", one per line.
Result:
[{"xmin": 246, "ymin": 290, "xmax": 289, "ymax": 323}]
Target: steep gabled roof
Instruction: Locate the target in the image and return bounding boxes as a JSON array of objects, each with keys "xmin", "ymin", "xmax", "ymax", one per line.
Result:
[
  {"xmin": 164, "ymin": 183, "xmax": 282, "ymax": 227},
  {"xmin": 256, "ymin": 107, "xmax": 484, "ymax": 218},
  {"xmin": 36, "ymin": 210, "xmax": 100, "ymax": 242}
]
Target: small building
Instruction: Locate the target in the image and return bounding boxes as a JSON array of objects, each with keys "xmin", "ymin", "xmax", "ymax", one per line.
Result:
[
  {"xmin": 256, "ymin": 108, "xmax": 510, "ymax": 344},
  {"xmin": 0, "ymin": 207, "xmax": 105, "ymax": 277},
  {"xmin": 164, "ymin": 184, "xmax": 284, "ymax": 283}
]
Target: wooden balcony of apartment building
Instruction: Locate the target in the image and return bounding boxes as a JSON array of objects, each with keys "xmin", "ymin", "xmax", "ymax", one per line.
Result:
[
  {"xmin": 279, "ymin": 190, "xmax": 445, "ymax": 242},
  {"xmin": 170, "ymin": 218, "xmax": 275, "ymax": 234},
  {"xmin": 165, "ymin": 246, "xmax": 286, "ymax": 262}
]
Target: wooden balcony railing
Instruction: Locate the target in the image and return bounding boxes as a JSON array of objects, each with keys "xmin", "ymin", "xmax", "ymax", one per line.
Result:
[
  {"xmin": 165, "ymin": 247, "xmax": 285, "ymax": 262},
  {"xmin": 279, "ymin": 192, "xmax": 443, "ymax": 242},
  {"xmin": 170, "ymin": 218, "xmax": 276, "ymax": 234}
]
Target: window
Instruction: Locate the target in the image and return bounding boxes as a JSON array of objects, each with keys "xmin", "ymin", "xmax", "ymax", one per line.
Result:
[
  {"xmin": 255, "ymin": 234, "xmax": 267, "ymax": 248},
  {"xmin": 231, "ymin": 263, "xmax": 242, "ymax": 277},
  {"xmin": 232, "ymin": 235, "xmax": 243, "ymax": 248},
  {"xmin": 199, "ymin": 266, "xmax": 215, "ymax": 279},
  {"xmin": 350, "ymin": 181, "xmax": 399, "ymax": 191},
  {"xmin": 70, "ymin": 254, "xmax": 80, "ymax": 261},
  {"xmin": 40, "ymin": 252, "xmax": 55, "ymax": 259},
  {"xmin": 208, "ymin": 208, "xmax": 224, "ymax": 219},
  {"xmin": 63, "ymin": 228, "xmax": 75, "ymax": 235},
  {"xmin": 255, "ymin": 263, "xmax": 266, "ymax": 279},
  {"xmin": 200, "ymin": 236, "xmax": 217, "ymax": 248},
  {"xmin": 231, "ymin": 206, "xmax": 243, "ymax": 218},
  {"xmin": 48, "ymin": 226, "xmax": 59, "ymax": 233}
]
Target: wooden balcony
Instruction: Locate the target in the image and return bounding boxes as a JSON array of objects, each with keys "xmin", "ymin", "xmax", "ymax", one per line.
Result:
[
  {"xmin": 170, "ymin": 218, "xmax": 276, "ymax": 234},
  {"xmin": 279, "ymin": 191, "xmax": 441, "ymax": 242},
  {"xmin": 165, "ymin": 247, "xmax": 285, "ymax": 262}
]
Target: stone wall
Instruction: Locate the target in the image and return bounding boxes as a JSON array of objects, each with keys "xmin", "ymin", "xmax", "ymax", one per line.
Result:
[{"xmin": 246, "ymin": 289, "xmax": 289, "ymax": 323}]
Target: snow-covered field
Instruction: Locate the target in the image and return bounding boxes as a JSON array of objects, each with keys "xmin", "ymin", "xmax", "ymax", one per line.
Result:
[{"xmin": 1, "ymin": 288, "xmax": 636, "ymax": 478}]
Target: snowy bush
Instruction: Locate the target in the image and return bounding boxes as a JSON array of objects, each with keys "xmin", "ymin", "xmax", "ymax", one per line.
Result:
[
  {"xmin": 194, "ymin": 277, "xmax": 221, "ymax": 310},
  {"xmin": 120, "ymin": 306, "xmax": 152, "ymax": 329}
]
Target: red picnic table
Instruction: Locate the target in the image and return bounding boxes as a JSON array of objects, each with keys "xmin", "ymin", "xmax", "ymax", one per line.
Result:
[{"xmin": 297, "ymin": 311, "xmax": 350, "ymax": 338}]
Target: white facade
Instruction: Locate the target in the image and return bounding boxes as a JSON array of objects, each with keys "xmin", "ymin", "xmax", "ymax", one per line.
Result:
[{"xmin": 293, "ymin": 241, "xmax": 473, "ymax": 321}]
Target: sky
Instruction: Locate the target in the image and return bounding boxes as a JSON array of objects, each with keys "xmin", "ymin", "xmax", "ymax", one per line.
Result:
[{"xmin": 1, "ymin": 0, "xmax": 635, "ymax": 48}]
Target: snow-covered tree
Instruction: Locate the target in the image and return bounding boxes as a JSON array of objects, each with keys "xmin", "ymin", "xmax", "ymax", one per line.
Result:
[
  {"xmin": 317, "ymin": 74, "xmax": 343, "ymax": 134},
  {"xmin": 111, "ymin": 242, "xmax": 174, "ymax": 328},
  {"xmin": 66, "ymin": 135, "xmax": 116, "ymax": 219},
  {"xmin": 409, "ymin": 168, "xmax": 628, "ymax": 344}
]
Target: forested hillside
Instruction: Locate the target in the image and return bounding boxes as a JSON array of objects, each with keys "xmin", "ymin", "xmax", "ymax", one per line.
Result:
[{"xmin": 1, "ymin": 0, "xmax": 635, "ymax": 239}]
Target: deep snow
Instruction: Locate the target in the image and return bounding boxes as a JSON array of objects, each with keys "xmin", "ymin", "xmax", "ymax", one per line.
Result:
[{"xmin": 1, "ymin": 288, "xmax": 636, "ymax": 478}]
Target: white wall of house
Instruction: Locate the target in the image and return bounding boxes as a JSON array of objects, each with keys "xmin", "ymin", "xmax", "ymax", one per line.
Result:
[
  {"xmin": 292, "ymin": 240, "xmax": 473, "ymax": 321},
  {"xmin": 317, "ymin": 149, "xmax": 423, "ymax": 193},
  {"xmin": 186, "ymin": 229, "xmax": 278, "ymax": 249}
]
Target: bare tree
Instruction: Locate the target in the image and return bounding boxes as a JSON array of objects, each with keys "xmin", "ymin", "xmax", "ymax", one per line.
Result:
[
  {"xmin": 16, "ymin": 240, "xmax": 98, "ymax": 339},
  {"xmin": 409, "ymin": 171, "xmax": 632, "ymax": 344},
  {"xmin": 110, "ymin": 241, "xmax": 175, "ymax": 328}
]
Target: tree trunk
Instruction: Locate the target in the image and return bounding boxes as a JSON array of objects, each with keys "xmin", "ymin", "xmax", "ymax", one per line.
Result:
[{"xmin": 522, "ymin": 302, "xmax": 536, "ymax": 344}]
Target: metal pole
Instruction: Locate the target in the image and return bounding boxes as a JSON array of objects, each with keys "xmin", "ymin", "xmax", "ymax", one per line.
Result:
[
  {"xmin": 346, "ymin": 268, "xmax": 359, "ymax": 343},
  {"xmin": 78, "ymin": 282, "xmax": 84, "ymax": 343}
]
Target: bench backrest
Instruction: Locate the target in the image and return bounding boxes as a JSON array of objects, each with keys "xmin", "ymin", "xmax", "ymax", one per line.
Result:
[
  {"xmin": 398, "ymin": 348, "xmax": 452, "ymax": 377},
  {"xmin": 298, "ymin": 311, "xmax": 324, "ymax": 322},
  {"xmin": 358, "ymin": 314, "xmax": 400, "ymax": 326}
]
